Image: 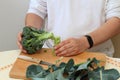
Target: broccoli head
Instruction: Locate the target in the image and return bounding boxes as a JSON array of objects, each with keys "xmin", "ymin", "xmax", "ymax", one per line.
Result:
[{"xmin": 21, "ymin": 27, "xmax": 61, "ymax": 54}]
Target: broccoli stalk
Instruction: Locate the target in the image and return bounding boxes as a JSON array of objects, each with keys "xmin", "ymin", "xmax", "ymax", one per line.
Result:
[{"xmin": 21, "ymin": 27, "xmax": 61, "ymax": 54}]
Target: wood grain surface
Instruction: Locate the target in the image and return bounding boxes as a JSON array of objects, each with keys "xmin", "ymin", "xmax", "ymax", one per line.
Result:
[{"xmin": 9, "ymin": 48, "xmax": 106, "ymax": 79}]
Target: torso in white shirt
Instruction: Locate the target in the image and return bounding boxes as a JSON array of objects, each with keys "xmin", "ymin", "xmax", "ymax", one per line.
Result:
[
  {"xmin": 44, "ymin": 0, "xmax": 114, "ymax": 56},
  {"xmin": 28, "ymin": 0, "xmax": 117, "ymax": 56}
]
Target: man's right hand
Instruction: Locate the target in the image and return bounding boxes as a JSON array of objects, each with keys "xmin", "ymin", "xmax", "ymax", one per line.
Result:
[{"xmin": 17, "ymin": 32, "xmax": 27, "ymax": 53}]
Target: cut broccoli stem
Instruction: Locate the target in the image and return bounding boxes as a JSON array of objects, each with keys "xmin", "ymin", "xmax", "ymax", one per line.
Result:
[{"xmin": 53, "ymin": 37, "xmax": 61, "ymax": 46}]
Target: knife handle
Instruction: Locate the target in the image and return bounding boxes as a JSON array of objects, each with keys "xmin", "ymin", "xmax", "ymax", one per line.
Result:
[{"xmin": 18, "ymin": 55, "xmax": 41, "ymax": 64}]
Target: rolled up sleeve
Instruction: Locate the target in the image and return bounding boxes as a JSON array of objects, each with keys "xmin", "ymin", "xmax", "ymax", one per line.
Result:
[
  {"xmin": 105, "ymin": 0, "xmax": 120, "ymax": 20},
  {"xmin": 27, "ymin": 0, "xmax": 47, "ymax": 19}
]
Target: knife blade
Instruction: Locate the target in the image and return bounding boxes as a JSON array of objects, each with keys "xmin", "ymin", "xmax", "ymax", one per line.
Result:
[{"xmin": 18, "ymin": 55, "xmax": 53, "ymax": 66}]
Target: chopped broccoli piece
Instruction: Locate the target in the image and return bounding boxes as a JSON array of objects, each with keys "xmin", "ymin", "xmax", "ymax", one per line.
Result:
[{"xmin": 21, "ymin": 27, "xmax": 61, "ymax": 54}]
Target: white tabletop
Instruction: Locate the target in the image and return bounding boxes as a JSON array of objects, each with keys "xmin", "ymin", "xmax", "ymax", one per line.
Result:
[
  {"xmin": 0, "ymin": 50, "xmax": 120, "ymax": 80},
  {"xmin": 0, "ymin": 50, "xmax": 22, "ymax": 80}
]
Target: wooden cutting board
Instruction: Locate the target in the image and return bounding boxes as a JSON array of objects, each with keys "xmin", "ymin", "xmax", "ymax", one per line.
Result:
[{"xmin": 9, "ymin": 48, "xmax": 106, "ymax": 79}]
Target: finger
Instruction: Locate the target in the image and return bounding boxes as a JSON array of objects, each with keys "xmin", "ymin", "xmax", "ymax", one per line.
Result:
[
  {"xmin": 64, "ymin": 52, "xmax": 75, "ymax": 57},
  {"xmin": 22, "ymin": 49, "xmax": 27, "ymax": 53},
  {"xmin": 58, "ymin": 49, "xmax": 75, "ymax": 57},
  {"xmin": 54, "ymin": 40, "xmax": 70, "ymax": 50},
  {"xmin": 64, "ymin": 50, "xmax": 78, "ymax": 57},
  {"xmin": 17, "ymin": 40, "xmax": 27, "ymax": 53},
  {"xmin": 58, "ymin": 46, "xmax": 81, "ymax": 57},
  {"xmin": 17, "ymin": 32, "xmax": 22, "ymax": 41},
  {"xmin": 56, "ymin": 46, "xmax": 73, "ymax": 56},
  {"xmin": 55, "ymin": 43, "xmax": 72, "ymax": 54},
  {"xmin": 17, "ymin": 32, "xmax": 23, "ymax": 50},
  {"xmin": 17, "ymin": 33, "xmax": 27, "ymax": 53},
  {"xmin": 17, "ymin": 40, "xmax": 22, "ymax": 50}
]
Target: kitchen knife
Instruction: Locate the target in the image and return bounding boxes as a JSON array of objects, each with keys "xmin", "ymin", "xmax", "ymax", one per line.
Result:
[{"xmin": 18, "ymin": 55, "xmax": 53, "ymax": 66}]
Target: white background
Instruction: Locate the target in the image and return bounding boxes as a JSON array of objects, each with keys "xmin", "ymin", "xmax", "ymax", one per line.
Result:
[{"xmin": 0, "ymin": 0, "xmax": 29, "ymax": 51}]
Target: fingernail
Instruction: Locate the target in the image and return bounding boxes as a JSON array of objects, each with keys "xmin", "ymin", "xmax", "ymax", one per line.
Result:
[
  {"xmin": 19, "ymin": 46, "xmax": 22, "ymax": 50},
  {"xmin": 54, "ymin": 46, "xmax": 57, "ymax": 49},
  {"xmin": 23, "ymin": 50, "xmax": 27, "ymax": 53}
]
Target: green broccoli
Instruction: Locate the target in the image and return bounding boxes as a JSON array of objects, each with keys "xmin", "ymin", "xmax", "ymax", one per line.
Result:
[{"xmin": 21, "ymin": 26, "xmax": 61, "ymax": 54}]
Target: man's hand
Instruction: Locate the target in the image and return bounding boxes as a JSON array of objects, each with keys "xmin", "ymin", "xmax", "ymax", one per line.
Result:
[
  {"xmin": 54, "ymin": 37, "xmax": 89, "ymax": 57},
  {"xmin": 17, "ymin": 32, "xmax": 27, "ymax": 53}
]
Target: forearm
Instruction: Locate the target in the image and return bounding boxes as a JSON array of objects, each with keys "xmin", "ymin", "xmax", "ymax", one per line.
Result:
[
  {"xmin": 89, "ymin": 17, "xmax": 120, "ymax": 46},
  {"xmin": 25, "ymin": 13, "xmax": 44, "ymax": 29}
]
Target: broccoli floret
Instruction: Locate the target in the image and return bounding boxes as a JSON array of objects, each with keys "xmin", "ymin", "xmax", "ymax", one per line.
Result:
[{"xmin": 21, "ymin": 27, "xmax": 61, "ymax": 54}]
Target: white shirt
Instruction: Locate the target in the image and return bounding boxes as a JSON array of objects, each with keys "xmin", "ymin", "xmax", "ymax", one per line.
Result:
[{"xmin": 27, "ymin": 0, "xmax": 120, "ymax": 57}]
